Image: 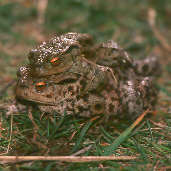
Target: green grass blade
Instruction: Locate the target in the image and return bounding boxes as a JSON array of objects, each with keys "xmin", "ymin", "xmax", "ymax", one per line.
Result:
[
  {"xmin": 71, "ymin": 118, "xmax": 96, "ymax": 153},
  {"xmin": 102, "ymin": 110, "xmax": 149, "ymax": 155},
  {"xmin": 101, "ymin": 123, "xmax": 134, "ymax": 155}
]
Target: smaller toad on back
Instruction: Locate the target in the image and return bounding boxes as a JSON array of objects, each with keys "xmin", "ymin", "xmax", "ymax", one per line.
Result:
[
  {"xmin": 28, "ymin": 32, "xmax": 94, "ymax": 77},
  {"xmin": 16, "ymin": 32, "xmax": 159, "ymax": 120}
]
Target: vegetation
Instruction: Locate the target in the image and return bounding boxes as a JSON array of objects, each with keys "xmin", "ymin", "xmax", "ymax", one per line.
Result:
[{"xmin": 0, "ymin": 0, "xmax": 170, "ymax": 170}]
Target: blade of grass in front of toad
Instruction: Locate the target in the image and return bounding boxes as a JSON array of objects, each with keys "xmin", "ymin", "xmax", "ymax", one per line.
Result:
[
  {"xmin": 48, "ymin": 111, "xmax": 66, "ymax": 139},
  {"xmin": 100, "ymin": 126, "xmax": 115, "ymax": 141},
  {"xmin": 71, "ymin": 116, "xmax": 100, "ymax": 153},
  {"xmin": 71, "ymin": 120, "xmax": 93, "ymax": 153},
  {"xmin": 101, "ymin": 109, "xmax": 150, "ymax": 156}
]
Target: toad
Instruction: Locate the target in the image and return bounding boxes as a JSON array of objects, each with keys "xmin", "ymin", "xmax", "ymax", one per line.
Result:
[{"xmin": 16, "ymin": 33, "xmax": 159, "ymax": 119}]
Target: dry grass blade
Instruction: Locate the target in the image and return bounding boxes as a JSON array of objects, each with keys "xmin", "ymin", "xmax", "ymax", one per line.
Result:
[
  {"xmin": 0, "ymin": 155, "xmax": 137, "ymax": 164},
  {"xmin": 71, "ymin": 145, "xmax": 93, "ymax": 156},
  {"xmin": 148, "ymin": 8, "xmax": 171, "ymax": 53},
  {"xmin": 0, "ymin": 113, "xmax": 13, "ymax": 155},
  {"xmin": 37, "ymin": 0, "xmax": 48, "ymax": 24}
]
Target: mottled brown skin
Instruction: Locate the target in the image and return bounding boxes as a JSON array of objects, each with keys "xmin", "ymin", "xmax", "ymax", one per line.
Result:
[
  {"xmin": 16, "ymin": 68, "xmax": 118, "ymax": 117},
  {"xmin": 17, "ymin": 56, "xmax": 109, "ymax": 96},
  {"xmin": 28, "ymin": 32, "xmax": 94, "ymax": 77},
  {"xmin": 16, "ymin": 32, "xmax": 159, "ymax": 119},
  {"xmin": 93, "ymin": 40, "xmax": 159, "ymax": 118}
]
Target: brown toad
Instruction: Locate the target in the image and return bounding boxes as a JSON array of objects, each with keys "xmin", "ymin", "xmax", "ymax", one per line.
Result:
[
  {"xmin": 16, "ymin": 62, "xmax": 121, "ymax": 117},
  {"xmin": 28, "ymin": 32, "xmax": 94, "ymax": 77},
  {"xmin": 16, "ymin": 33, "xmax": 159, "ymax": 119}
]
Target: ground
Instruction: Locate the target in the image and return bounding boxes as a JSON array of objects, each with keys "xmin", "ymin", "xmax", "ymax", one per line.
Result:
[{"xmin": 0, "ymin": 0, "xmax": 170, "ymax": 170}]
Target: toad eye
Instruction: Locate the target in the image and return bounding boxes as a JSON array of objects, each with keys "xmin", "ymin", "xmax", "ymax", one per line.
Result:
[
  {"xmin": 50, "ymin": 57, "xmax": 60, "ymax": 65},
  {"xmin": 35, "ymin": 81, "xmax": 46, "ymax": 91}
]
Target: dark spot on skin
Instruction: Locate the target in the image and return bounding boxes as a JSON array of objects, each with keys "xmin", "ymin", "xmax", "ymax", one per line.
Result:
[
  {"xmin": 123, "ymin": 103, "xmax": 129, "ymax": 112},
  {"xmin": 76, "ymin": 95, "xmax": 81, "ymax": 100},
  {"xmin": 111, "ymin": 97, "xmax": 115, "ymax": 101},
  {"xmin": 142, "ymin": 64, "xmax": 149, "ymax": 73},
  {"xmin": 76, "ymin": 85, "xmax": 80, "ymax": 94},
  {"xmin": 87, "ymin": 104, "xmax": 91, "ymax": 109},
  {"xmin": 66, "ymin": 98, "xmax": 73, "ymax": 102},
  {"xmin": 123, "ymin": 93, "xmax": 128, "ymax": 98},
  {"xmin": 107, "ymin": 49, "xmax": 114, "ymax": 56},
  {"xmin": 125, "ymin": 101, "xmax": 129, "ymax": 107},
  {"xmin": 94, "ymin": 103, "xmax": 103, "ymax": 111},
  {"xmin": 82, "ymin": 94, "xmax": 89, "ymax": 102},
  {"xmin": 52, "ymin": 86, "xmax": 55, "ymax": 92},
  {"xmin": 66, "ymin": 46, "xmax": 80, "ymax": 56},
  {"xmin": 60, "ymin": 102, "xmax": 64, "ymax": 107},
  {"xmin": 68, "ymin": 86, "xmax": 73, "ymax": 91},
  {"xmin": 106, "ymin": 84, "xmax": 113, "ymax": 92},
  {"xmin": 80, "ymin": 79, "xmax": 87, "ymax": 90},
  {"xmin": 80, "ymin": 79, "xmax": 86, "ymax": 86},
  {"xmin": 57, "ymin": 78, "xmax": 77, "ymax": 85},
  {"xmin": 71, "ymin": 101, "xmax": 75, "ymax": 107},
  {"xmin": 66, "ymin": 106, "xmax": 72, "ymax": 111},
  {"xmin": 121, "ymin": 88, "xmax": 125, "ymax": 92},
  {"xmin": 63, "ymin": 91, "xmax": 66, "ymax": 96},
  {"xmin": 136, "ymin": 99, "xmax": 141, "ymax": 105},
  {"xmin": 68, "ymin": 86, "xmax": 76, "ymax": 96},
  {"xmin": 146, "ymin": 95, "xmax": 150, "ymax": 100},
  {"xmin": 109, "ymin": 104, "xmax": 114, "ymax": 112},
  {"xmin": 119, "ymin": 98, "xmax": 122, "ymax": 103},
  {"xmin": 78, "ymin": 106, "xmax": 84, "ymax": 113},
  {"xmin": 46, "ymin": 94, "xmax": 52, "ymax": 98}
]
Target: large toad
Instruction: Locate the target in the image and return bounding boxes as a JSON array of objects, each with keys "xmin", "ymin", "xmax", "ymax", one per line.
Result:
[{"xmin": 16, "ymin": 32, "xmax": 159, "ymax": 119}]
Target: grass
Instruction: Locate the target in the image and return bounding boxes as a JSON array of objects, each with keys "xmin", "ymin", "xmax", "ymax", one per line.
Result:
[{"xmin": 0, "ymin": 0, "xmax": 171, "ymax": 170}]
